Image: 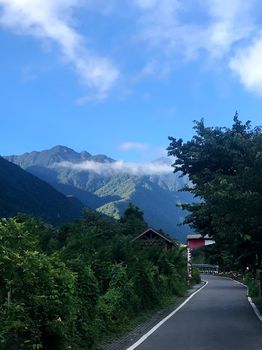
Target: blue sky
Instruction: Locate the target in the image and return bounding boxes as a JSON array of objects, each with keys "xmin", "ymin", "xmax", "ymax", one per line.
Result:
[{"xmin": 1, "ymin": 0, "xmax": 262, "ymax": 163}]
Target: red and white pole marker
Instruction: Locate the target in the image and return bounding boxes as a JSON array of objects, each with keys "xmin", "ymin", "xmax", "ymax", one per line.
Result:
[
  {"xmin": 187, "ymin": 234, "xmax": 215, "ymax": 279},
  {"xmin": 187, "ymin": 246, "xmax": 192, "ymax": 279}
]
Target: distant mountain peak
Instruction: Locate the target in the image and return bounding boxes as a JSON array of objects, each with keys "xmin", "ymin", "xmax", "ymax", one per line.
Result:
[
  {"xmin": 5, "ymin": 145, "xmax": 115, "ymax": 168},
  {"xmin": 5, "ymin": 145, "xmax": 193, "ymax": 241},
  {"xmin": 91, "ymin": 154, "xmax": 114, "ymax": 163},
  {"xmin": 80, "ymin": 150, "xmax": 92, "ymax": 160},
  {"xmin": 50, "ymin": 145, "xmax": 76, "ymax": 153}
]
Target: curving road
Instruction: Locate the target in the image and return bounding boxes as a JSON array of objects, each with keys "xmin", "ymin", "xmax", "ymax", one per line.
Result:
[{"xmin": 130, "ymin": 275, "xmax": 262, "ymax": 350}]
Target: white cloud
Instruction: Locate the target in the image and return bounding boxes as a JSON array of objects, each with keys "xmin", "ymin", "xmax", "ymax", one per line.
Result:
[
  {"xmin": 1, "ymin": 0, "xmax": 261, "ymax": 96},
  {"xmin": 118, "ymin": 142, "xmax": 149, "ymax": 152},
  {"xmin": 133, "ymin": 0, "xmax": 256, "ymax": 60},
  {"xmin": 206, "ymin": 0, "xmax": 256, "ymax": 57},
  {"xmin": 229, "ymin": 34, "xmax": 262, "ymax": 96},
  {"xmin": 0, "ymin": 0, "xmax": 119, "ymax": 96},
  {"xmin": 55, "ymin": 159, "xmax": 172, "ymax": 175},
  {"xmin": 131, "ymin": 0, "xmax": 262, "ymax": 93}
]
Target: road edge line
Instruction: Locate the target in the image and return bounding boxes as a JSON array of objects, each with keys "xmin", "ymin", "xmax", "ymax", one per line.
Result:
[
  {"xmin": 126, "ymin": 280, "xmax": 208, "ymax": 350},
  {"xmin": 230, "ymin": 278, "xmax": 262, "ymax": 323},
  {"xmin": 248, "ymin": 297, "xmax": 262, "ymax": 322}
]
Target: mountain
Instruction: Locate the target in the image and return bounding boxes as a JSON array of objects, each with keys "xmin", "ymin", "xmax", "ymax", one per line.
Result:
[
  {"xmin": 5, "ymin": 146, "xmax": 194, "ymax": 241},
  {"xmin": 0, "ymin": 156, "xmax": 84, "ymax": 223}
]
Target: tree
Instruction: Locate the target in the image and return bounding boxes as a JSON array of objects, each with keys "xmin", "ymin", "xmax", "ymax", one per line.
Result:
[
  {"xmin": 167, "ymin": 114, "xmax": 262, "ymax": 271},
  {"xmin": 0, "ymin": 218, "xmax": 77, "ymax": 350},
  {"xmin": 120, "ymin": 203, "xmax": 147, "ymax": 236}
]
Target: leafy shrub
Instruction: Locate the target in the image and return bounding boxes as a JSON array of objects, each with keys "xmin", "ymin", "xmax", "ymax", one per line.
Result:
[
  {"xmin": 191, "ymin": 268, "xmax": 201, "ymax": 284},
  {"xmin": 0, "ymin": 212, "xmax": 189, "ymax": 349}
]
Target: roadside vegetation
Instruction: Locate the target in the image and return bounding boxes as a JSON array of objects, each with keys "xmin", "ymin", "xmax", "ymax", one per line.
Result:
[
  {"xmin": 168, "ymin": 114, "xmax": 262, "ymax": 272},
  {"xmin": 168, "ymin": 114, "xmax": 262, "ymax": 307},
  {"xmin": 244, "ymin": 273, "xmax": 262, "ymax": 308},
  {"xmin": 0, "ymin": 204, "xmax": 194, "ymax": 350}
]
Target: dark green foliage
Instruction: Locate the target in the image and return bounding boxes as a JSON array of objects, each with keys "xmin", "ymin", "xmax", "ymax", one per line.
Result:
[
  {"xmin": 120, "ymin": 203, "xmax": 148, "ymax": 236},
  {"xmin": 191, "ymin": 268, "xmax": 201, "ymax": 285},
  {"xmin": 0, "ymin": 218, "xmax": 77, "ymax": 350},
  {"xmin": 0, "ymin": 207, "xmax": 188, "ymax": 349},
  {"xmin": 168, "ymin": 114, "xmax": 262, "ymax": 271},
  {"xmin": 244, "ymin": 273, "xmax": 260, "ymax": 298},
  {"xmin": 244, "ymin": 273, "xmax": 262, "ymax": 308},
  {"xmin": 121, "ymin": 202, "xmax": 144, "ymax": 222},
  {"xmin": 0, "ymin": 156, "xmax": 84, "ymax": 224}
]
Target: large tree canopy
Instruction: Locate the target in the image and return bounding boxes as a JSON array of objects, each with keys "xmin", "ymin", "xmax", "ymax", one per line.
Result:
[{"xmin": 167, "ymin": 114, "xmax": 262, "ymax": 271}]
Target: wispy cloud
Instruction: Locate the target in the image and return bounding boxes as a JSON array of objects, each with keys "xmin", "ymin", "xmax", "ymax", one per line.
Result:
[
  {"xmin": 133, "ymin": 0, "xmax": 256, "ymax": 59},
  {"xmin": 229, "ymin": 33, "xmax": 262, "ymax": 96},
  {"xmin": 132, "ymin": 0, "xmax": 261, "ymax": 93},
  {"xmin": 205, "ymin": 0, "xmax": 256, "ymax": 58},
  {"xmin": 1, "ymin": 0, "xmax": 261, "ymax": 97},
  {"xmin": 0, "ymin": 0, "xmax": 119, "ymax": 97},
  {"xmin": 55, "ymin": 159, "xmax": 172, "ymax": 176},
  {"xmin": 118, "ymin": 142, "xmax": 149, "ymax": 152}
]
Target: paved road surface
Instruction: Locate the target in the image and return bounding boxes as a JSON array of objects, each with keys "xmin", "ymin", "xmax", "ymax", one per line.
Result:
[{"xmin": 132, "ymin": 275, "xmax": 262, "ymax": 350}]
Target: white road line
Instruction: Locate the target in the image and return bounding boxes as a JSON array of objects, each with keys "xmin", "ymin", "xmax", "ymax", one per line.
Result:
[
  {"xmin": 232, "ymin": 279, "xmax": 246, "ymax": 287},
  {"xmin": 230, "ymin": 278, "xmax": 262, "ymax": 323},
  {"xmin": 126, "ymin": 281, "xmax": 208, "ymax": 350},
  {"xmin": 248, "ymin": 297, "xmax": 262, "ymax": 322}
]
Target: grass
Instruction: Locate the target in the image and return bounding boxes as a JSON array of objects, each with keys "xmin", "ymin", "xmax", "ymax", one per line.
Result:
[
  {"xmin": 95, "ymin": 294, "xmax": 180, "ymax": 350},
  {"xmin": 96, "ymin": 274, "xmax": 201, "ymax": 350}
]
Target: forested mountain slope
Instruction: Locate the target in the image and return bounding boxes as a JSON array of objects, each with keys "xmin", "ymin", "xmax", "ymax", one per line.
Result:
[
  {"xmin": 6, "ymin": 146, "xmax": 193, "ymax": 240},
  {"xmin": 0, "ymin": 156, "xmax": 84, "ymax": 223}
]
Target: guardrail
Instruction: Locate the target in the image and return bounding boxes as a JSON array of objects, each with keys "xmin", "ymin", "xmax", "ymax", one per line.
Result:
[{"xmin": 192, "ymin": 263, "xmax": 219, "ymax": 273}]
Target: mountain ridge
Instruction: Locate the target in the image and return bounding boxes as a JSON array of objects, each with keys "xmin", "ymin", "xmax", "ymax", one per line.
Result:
[{"xmin": 5, "ymin": 146, "xmax": 193, "ymax": 241}]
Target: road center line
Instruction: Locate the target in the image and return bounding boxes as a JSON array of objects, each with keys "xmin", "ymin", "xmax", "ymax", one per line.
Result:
[{"xmin": 126, "ymin": 280, "xmax": 209, "ymax": 350}]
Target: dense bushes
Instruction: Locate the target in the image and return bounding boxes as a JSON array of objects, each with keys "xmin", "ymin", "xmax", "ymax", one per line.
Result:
[
  {"xmin": 0, "ymin": 219, "xmax": 77, "ymax": 349},
  {"xmin": 243, "ymin": 273, "xmax": 262, "ymax": 307},
  {"xmin": 0, "ymin": 209, "xmax": 189, "ymax": 349},
  {"xmin": 191, "ymin": 268, "xmax": 201, "ymax": 285}
]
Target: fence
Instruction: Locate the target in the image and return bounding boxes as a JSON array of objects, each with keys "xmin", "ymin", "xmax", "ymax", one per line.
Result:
[{"xmin": 192, "ymin": 263, "xmax": 219, "ymax": 274}]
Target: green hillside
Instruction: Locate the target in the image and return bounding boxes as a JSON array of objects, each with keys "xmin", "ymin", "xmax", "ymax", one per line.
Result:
[
  {"xmin": 0, "ymin": 156, "xmax": 84, "ymax": 223},
  {"xmin": 5, "ymin": 146, "xmax": 194, "ymax": 240}
]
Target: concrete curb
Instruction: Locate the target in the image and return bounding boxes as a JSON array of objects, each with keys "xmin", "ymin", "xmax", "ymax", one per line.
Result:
[
  {"xmin": 248, "ymin": 297, "xmax": 262, "ymax": 322},
  {"xmin": 230, "ymin": 278, "xmax": 262, "ymax": 322}
]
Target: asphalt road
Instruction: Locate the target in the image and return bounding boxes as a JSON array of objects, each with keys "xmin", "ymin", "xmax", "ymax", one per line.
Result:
[{"xmin": 131, "ymin": 275, "xmax": 262, "ymax": 350}]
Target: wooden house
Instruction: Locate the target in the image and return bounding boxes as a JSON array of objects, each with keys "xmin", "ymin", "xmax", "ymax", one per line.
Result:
[{"xmin": 132, "ymin": 228, "xmax": 175, "ymax": 249}]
